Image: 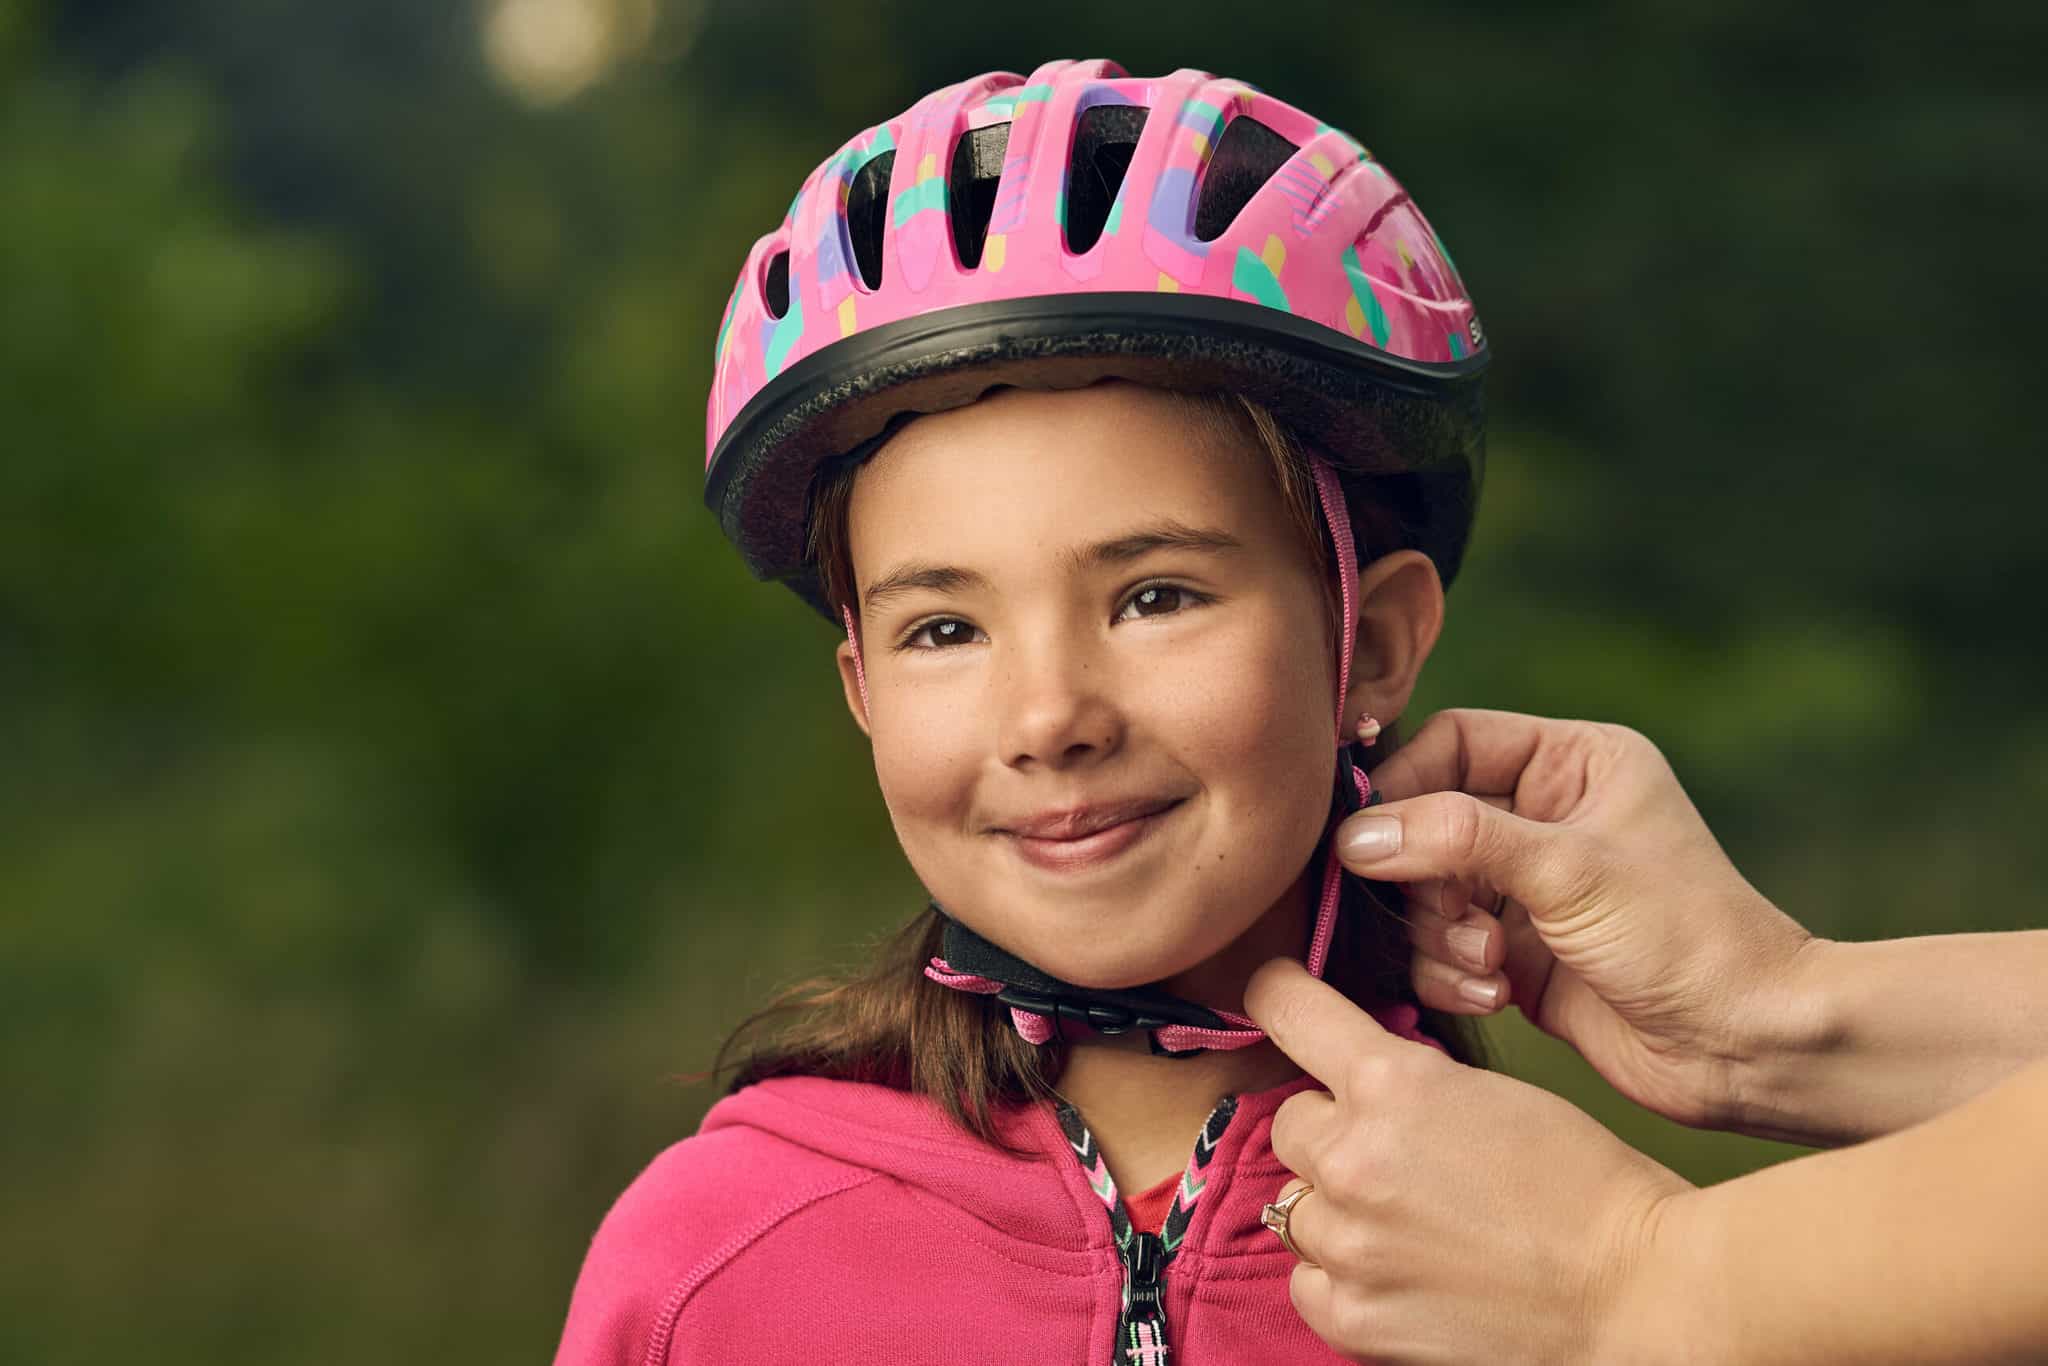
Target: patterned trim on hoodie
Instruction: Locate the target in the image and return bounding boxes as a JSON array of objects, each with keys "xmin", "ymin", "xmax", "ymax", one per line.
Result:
[{"xmin": 1054, "ymin": 1094, "xmax": 1241, "ymax": 1365}]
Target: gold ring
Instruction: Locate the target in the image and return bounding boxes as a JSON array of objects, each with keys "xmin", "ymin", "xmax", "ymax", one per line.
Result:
[{"xmin": 1259, "ymin": 1183, "xmax": 1319, "ymax": 1267}]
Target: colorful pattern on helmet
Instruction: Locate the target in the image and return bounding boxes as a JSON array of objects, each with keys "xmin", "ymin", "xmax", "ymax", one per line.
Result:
[{"xmin": 705, "ymin": 59, "xmax": 1485, "ymax": 465}]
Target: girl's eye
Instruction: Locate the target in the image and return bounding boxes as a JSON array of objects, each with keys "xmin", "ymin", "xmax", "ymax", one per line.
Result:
[
  {"xmin": 900, "ymin": 618, "xmax": 984, "ymax": 651},
  {"xmin": 896, "ymin": 584, "xmax": 1206, "ymax": 650},
  {"xmin": 1117, "ymin": 583, "xmax": 1204, "ymax": 620}
]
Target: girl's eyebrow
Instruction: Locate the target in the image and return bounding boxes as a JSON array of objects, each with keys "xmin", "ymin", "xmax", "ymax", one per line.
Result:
[{"xmin": 862, "ymin": 518, "xmax": 1244, "ymax": 613}]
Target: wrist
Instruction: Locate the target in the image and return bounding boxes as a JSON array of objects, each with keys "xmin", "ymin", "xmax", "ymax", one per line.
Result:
[
  {"xmin": 1590, "ymin": 1184, "xmax": 1717, "ymax": 1366},
  {"xmin": 1714, "ymin": 934, "xmax": 1846, "ymax": 1141}
]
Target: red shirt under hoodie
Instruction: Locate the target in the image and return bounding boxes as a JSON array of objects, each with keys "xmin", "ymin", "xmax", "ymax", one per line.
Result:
[{"xmin": 553, "ymin": 1003, "xmax": 1445, "ymax": 1365}]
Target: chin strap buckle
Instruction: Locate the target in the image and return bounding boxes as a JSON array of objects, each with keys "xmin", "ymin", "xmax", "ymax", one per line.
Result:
[{"xmin": 991, "ymin": 987, "xmax": 1179, "ymax": 1037}]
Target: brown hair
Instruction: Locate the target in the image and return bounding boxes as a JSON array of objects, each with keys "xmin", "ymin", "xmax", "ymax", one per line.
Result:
[{"xmin": 714, "ymin": 387, "xmax": 1486, "ymax": 1148}]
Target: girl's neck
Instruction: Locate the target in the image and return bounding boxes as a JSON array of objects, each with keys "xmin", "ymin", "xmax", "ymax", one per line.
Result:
[
  {"xmin": 1054, "ymin": 1032, "xmax": 1302, "ymax": 1196},
  {"xmin": 1049, "ymin": 866, "xmax": 1315, "ymax": 1195}
]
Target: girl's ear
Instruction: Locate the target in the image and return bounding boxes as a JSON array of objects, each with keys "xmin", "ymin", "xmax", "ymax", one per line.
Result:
[
  {"xmin": 835, "ymin": 638, "xmax": 873, "ymax": 738},
  {"xmin": 1342, "ymin": 549, "xmax": 1445, "ymax": 730}
]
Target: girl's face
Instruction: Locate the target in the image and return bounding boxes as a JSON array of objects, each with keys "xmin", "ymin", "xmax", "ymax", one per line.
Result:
[{"xmin": 837, "ymin": 382, "xmax": 1439, "ymax": 998}]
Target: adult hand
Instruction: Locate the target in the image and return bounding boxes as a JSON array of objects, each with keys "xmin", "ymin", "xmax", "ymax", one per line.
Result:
[
  {"xmin": 1243, "ymin": 958, "xmax": 1690, "ymax": 1365},
  {"xmin": 1351, "ymin": 709, "xmax": 1815, "ymax": 1130}
]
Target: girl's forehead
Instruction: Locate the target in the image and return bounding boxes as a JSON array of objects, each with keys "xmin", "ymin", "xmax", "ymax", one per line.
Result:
[{"xmin": 850, "ymin": 383, "xmax": 1281, "ymax": 541}]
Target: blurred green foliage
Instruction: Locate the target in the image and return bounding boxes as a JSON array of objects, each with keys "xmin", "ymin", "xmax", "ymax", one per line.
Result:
[{"xmin": 3, "ymin": 1, "xmax": 2043, "ymax": 1359}]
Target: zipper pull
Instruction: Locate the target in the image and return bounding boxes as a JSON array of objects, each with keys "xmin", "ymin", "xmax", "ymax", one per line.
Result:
[
  {"xmin": 1118, "ymin": 1231, "xmax": 1171, "ymax": 1363},
  {"xmin": 1122, "ymin": 1231, "xmax": 1164, "ymax": 1310}
]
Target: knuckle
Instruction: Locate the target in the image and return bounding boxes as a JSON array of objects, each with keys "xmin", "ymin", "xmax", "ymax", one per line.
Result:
[
  {"xmin": 1414, "ymin": 708, "xmax": 1463, "ymax": 741},
  {"xmin": 1316, "ymin": 1135, "xmax": 1376, "ymax": 1196},
  {"xmin": 1411, "ymin": 949, "xmax": 1459, "ymax": 991},
  {"xmin": 1373, "ymin": 1048, "xmax": 1437, "ymax": 1104},
  {"xmin": 1268, "ymin": 1112, "xmax": 1302, "ymax": 1169},
  {"xmin": 1388, "ymin": 1044, "xmax": 1438, "ymax": 1086},
  {"xmin": 1598, "ymin": 720, "xmax": 1654, "ymax": 758},
  {"xmin": 1324, "ymin": 1219, "xmax": 1378, "ymax": 1277},
  {"xmin": 1287, "ymin": 1265, "xmax": 1314, "ymax": 1317},
  {"xmin": 1416, "ymin": 791, "xmax": 1489, "ymax": 867},
  {"xmin": 1412, "ymin": 961, "xmax": 1461, "ymax": 1012},
  {"xmin": 1341, "ymin": 1051, "xmax": 1396, "ymax": 1100},
  {"xmin": 1593, "ymin": 721, "xmax": 1673, "ymax": 786},
  {"xmin": 1266, "ymin": 994, "xmax": 1316, "ymax": 1050},
  {"xmin": 1599, "ymin": 720, "xmax": 1642, "ymax": 746},
  {"xmin": 1328, "ymin": 1289, "xmax": 1382, "ymax": 1351},
  {"xmin": 1444, "ymin": 794, "xmax": 1489, "ymax": 860}
]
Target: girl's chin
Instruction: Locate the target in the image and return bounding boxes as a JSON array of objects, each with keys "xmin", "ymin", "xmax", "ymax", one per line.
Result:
[
  {"xmin": 939, "ymin": 888, "xmax": 1265, "ymax": 989},
  {"xmin": 1042, "ymin": 965, "xmax": 1196, "ymax": 992},
  {"xmin": 1022, "ymin": 941, "xmax": 1228, "ymax": 993}
]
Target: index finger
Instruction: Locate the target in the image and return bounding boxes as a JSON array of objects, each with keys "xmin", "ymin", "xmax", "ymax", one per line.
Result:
[
  {"xmin": 1371, "ymin": 707, "xmax": 1562, "ymax": 805},
  {"xmin": 1243, "ymin": 957, "xmax": 1397, "ymax": 1092}
]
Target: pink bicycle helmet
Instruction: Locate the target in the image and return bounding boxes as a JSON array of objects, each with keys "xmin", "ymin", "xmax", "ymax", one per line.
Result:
[{"xmin": 704, "ymin": 58, "xmax": 1488, "ymax": 618}]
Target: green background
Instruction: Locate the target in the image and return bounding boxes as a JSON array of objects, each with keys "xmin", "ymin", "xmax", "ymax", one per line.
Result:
[{"xmin": 4, "ymin": 1, "xmax": 2043, "ymax": 1359}]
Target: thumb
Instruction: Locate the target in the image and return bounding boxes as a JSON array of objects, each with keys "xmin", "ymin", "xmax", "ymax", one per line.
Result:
[
  {"xmin": 1244, "ymin": 957, "xmax": 1400, "ymax": 1090},
  {"xmin": 1334, "ymin": 791, "xmax": 1600, "ymax": 918}
]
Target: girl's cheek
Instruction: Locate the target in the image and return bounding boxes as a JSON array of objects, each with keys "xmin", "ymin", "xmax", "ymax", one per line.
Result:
[
  {"xmin": 1202, "ymin": 623, "xmax": 1340, "ymax": 836},
  {"xmin": 870, "ymin": 693, "xmax": 981, "ymax": 827},
  {"xmin": 1188, "ymin": 614, "xmax": 1325, "ymax": 751}
]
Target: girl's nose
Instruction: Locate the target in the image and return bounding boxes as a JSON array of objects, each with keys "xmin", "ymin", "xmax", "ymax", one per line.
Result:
[{"xmin": 993, "ymin": 633, "xmax": 1124, "ymax": 772}]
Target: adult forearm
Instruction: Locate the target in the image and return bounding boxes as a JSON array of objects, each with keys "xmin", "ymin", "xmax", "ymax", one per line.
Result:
[
  {"xmin": 1721, "ymin": 930, "xmax": 2048, "ymax": 1147},
  {"xmin": 1611, "ymin": 1054, "xmax": 2048, "ymax": 1366}
]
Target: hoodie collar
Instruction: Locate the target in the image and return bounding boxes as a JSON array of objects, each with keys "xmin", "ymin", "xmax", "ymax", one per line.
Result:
[{"xmin": 697, "ymin": 1072, "xmax": 1328, "ymax": 1256}]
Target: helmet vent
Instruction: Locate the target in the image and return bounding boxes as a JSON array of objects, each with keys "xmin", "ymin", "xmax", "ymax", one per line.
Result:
[
  {"xmin": 1065, "ymin": 104, "xmax": 1146, "ymax": 254},
  {"xmin": 949, "ymin": 122, "xmax": 1010, "ymax": 268},
  {"xmin": 1194, "ymin": 116, "xmax": 1297, "ymax": 242},
  {"xmin": 763, "ymin": 249, "xmax": 790, "ymax": 319},
  {"xmin": 846, "ymin": 151, "xmax": 896, "ymax": 290}
]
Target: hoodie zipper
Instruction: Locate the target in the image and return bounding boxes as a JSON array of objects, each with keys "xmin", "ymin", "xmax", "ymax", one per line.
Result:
[
  {"xmin": 1118, "ymin": 1229, "xmax": 1171, "ymax": 1364},
  {"xmin": 1057, "ymin": 1095, "xmax": 1240, "ymax": 1366}
]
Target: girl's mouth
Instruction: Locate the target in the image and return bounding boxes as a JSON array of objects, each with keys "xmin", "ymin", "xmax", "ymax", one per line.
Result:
[{"xmin": 1000, "ymin": 799, "xmax": 1184, "ymax": 874}]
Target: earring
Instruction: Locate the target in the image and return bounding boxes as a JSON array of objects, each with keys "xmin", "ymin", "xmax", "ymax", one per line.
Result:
[{"xmin": 1353, "ymin": 714, "xmax": 1382, "ymax": 747}]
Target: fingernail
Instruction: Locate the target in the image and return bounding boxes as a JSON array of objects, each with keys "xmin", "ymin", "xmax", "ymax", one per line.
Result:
[
  {"xmin": 1457, "ymin": 975, "xmax": 1502, "ymax": 1009},
  {"xmin": 1339, "ymin": 815, "xmax": 1401, "ymax": 863},
  {"xmin": 1448, "ymin": 924, "xmax": 1490, "ymax": 972}
]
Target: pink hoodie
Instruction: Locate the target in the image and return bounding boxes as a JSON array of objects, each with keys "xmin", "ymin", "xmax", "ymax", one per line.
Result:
[{"xmin": 554, "ymin": 1006, "xmax": 1443, "ymax": 1365}]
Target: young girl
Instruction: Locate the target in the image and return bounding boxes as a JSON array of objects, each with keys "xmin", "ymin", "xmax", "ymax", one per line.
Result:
[{"xmin": 556, "ymin": 58, "xmax": 1491, "ymax": 1365}]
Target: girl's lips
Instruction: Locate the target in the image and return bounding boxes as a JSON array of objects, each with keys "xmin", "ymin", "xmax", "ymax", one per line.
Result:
[{"xmin": 1001, "ymin": 800, "xmax": 1183, "ymax": 873}]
